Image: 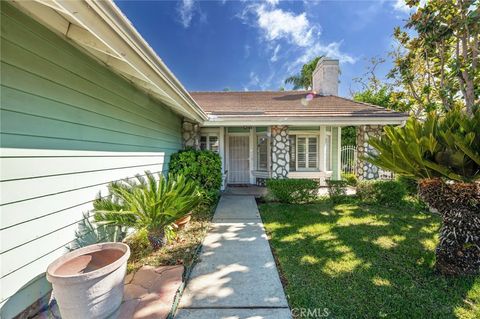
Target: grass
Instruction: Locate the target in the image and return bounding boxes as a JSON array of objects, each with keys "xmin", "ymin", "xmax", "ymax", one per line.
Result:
[
  {"xmin": 259, "ymin": 198, "xmax": 480, "ymax": 319},
  {"xmin": 126, "ymin": 201, "xmax": 216, "ymax": 273}
]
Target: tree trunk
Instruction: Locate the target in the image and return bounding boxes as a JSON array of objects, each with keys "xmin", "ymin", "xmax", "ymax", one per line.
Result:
[
  {"xmin": 418, "ymin": 179, "xmax": 480, "ymax": 275},
  {"xmin": 147, "ymin": 228, "xmax": 167, "ymax": 251}
]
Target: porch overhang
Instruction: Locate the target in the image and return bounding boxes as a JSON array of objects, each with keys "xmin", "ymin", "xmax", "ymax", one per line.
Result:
[{"xmin": 202, "ymin": 116, "xmax": 408, "ymax": 127}]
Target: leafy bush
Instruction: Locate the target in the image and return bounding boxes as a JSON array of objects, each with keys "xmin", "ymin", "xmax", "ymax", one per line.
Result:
[
  {"xmin": 266, "ymin": 179, "xmax": 319, "ymax": 204},
  {"xmin": 357, "ymin": 180, "xmax": 407, "ymax": 206},
  {"xmin": 396, "ymin": 175, "xmax": 418, "ymax": 196},
  {"xmin": 326, "ymin": 180, "xmax": 349, "ymax": 203},
  {"xmin": 93, "ymin": 172, "xmax": 203, "ymax": 250},
  {"xmin": 169, "ymin": 149, "xmax": 222, "ymax": 196},
  {"xmin": 341, "ymin": 173, "xmax": 358, "ymax": 186}
]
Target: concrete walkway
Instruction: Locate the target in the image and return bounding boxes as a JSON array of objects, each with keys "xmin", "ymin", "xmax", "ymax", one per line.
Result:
[{"xmin": 176, "ymin": 196, "xmax": 291, "ymax": 319}]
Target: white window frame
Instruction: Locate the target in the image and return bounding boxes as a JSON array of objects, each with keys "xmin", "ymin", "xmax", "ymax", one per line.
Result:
[
  {"xmin": 255, "ymin": 133, "xmax": 270, "ymax": 172},
  {"xmin": 295, "ymin": 135, "xmax": 319, "ymax": 171},
  {"xmin": 200, "ymin": 133, "xmax": 219, "ymax": 153}
]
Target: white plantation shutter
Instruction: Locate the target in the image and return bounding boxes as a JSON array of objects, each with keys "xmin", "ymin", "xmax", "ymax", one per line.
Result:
[
  {"xmin": 308, "ymin": 137, "xmax": 318, "ymax": 168},
  {"xmin": 297, "ymin": 137, "xmax": 307, "ymax": 169},
  {"xmin": 296, "ymin": 136, "xmax": 318, "ymax": 170}
]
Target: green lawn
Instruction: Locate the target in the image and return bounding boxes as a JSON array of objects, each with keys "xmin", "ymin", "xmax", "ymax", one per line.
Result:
[{"xmin": 259, "ymin": 199, "xmax": 480, "ymax": 318}]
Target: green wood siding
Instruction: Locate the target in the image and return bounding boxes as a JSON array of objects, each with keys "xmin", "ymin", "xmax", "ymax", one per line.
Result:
[{"xmin": 0, "ymin": 3, "xmax": 182, "ymax": 318}]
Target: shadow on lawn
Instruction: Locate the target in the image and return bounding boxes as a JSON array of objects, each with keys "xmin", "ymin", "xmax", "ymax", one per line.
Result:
[{"xmin": 261, "ymin": 200, "xmax": 478, "ymax": 318}]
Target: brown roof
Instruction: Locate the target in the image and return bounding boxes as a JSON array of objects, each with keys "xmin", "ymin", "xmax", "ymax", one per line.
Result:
[{"xmin": 189, "ymin": 91, "xmax": 406, "ymax": 118}]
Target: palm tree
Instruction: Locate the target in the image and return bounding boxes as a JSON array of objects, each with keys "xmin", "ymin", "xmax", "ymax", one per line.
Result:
[
  {"xmin": 284, "ymin": 56, "xmax": 323, "ymax": 90},
  {"xmin": 93, "ymin": 172, "xmax": 203, "ymax": 250}
]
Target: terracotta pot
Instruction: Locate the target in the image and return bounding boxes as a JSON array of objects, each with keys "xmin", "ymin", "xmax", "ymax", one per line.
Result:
[
  {"xmin": 174, "ymin": 214, "xmax": 192, "ymax": 230},
  {"xmin": 46, "ymin": 242, "xmax": 130, "ymax": 319}
]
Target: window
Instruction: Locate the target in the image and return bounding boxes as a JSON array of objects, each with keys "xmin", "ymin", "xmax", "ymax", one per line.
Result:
[
  {"xmin": 289, "ymin": 135, "xmax": 296, "ymax": 171},
  {"xmin": 324, "ymin": 133, "xmax": 332, "ymax": 171},
  {"xmin": 209, "ymin": 136, "xmax": 219, "ymax": 153},
  {"xmin": 200, "ymin": 135, "xmax": 219, "ymax": 153},
  {"xmin": 257, "ymin": 135, "xmax": 268, "ymax": 171},
  {"xmin": 297, "ymin": 136, "xmax": 318, "ymax": 170}
]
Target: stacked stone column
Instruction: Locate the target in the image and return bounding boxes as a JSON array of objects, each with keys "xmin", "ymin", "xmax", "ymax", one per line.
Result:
[
  {"xmin": 182, "ymin": 120, "xmax": 200, "ymax": 150},
  {"xmin": 356, "ymin": 125, "xmax": 383, "ymax": 180},
  {"xmin": 271, "ymin": 126, "xmax": 289, "ymax": 179}
]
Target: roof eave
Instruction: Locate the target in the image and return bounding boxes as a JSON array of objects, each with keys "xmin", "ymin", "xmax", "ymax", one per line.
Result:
[
  {"xmin": 11, "ymin": 0, "xmax": 208, "ymax": 122},
  {"xmin": 202, "ymin": 115, "xmax": 409, "ymax": 127}
]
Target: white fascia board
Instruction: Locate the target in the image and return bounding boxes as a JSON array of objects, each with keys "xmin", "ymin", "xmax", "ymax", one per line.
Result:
[
  {"xmin": 21, "ymin": 0, "xmax": 207, "ymax": 122},
  {"xmin": 202, "ymin": 116, "xmax": 408, "ymax": 127}
]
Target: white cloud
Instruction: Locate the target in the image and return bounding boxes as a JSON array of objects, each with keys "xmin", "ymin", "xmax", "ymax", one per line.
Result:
[
  {"xmin": 265, "ymin": 0, "xmax": 280, "ymax": 6},
  {"xmin": 392, "ymin": 0, "xmax": 426, "ymax": 14},
  {"xmin": 288, "ymin": 42, "xmax": 356, "ymax": 73},
  {"xmin": 254, "ymin": 5, "xmax": 317, "ymax": 47},
  {"xmin": 392, "ymin": 0, "xmax": 411, "ymax": 13},
  {"xmin": 271, "ymin": 44, "xmax": 281, "ymax": 62},
  {"xmin": 177, "ymin": 0, "xmax": 206, "ymax": 28},
  {"xmin": 178, "ymin": 0, "xmax": 195, "ymax": 28},
  {"xmin": 239, "ymin": 2, "xmax": 356, "ymax": 90}
]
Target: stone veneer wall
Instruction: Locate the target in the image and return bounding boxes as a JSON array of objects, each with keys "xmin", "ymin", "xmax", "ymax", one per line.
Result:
[
  {"xmin": 356, "ymin": 125, "xmax": 383, "ymax": 180},
  {"xmin": 271, "ymin": 125, "xmax": 289, "ymax": 178},
  {"xmin": 182, "ymin": 120, "xmax": 200, "ymax": 149}
]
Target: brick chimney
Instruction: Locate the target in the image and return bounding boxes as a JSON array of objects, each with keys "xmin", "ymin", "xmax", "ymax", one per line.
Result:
[{"xmin": 312, "ymin": 57, "xmax": 339, "ymax": 96}]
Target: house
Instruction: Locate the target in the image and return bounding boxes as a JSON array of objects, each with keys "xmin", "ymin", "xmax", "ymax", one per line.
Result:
[
  {"xmin": 0, "ymin": 1, "xmax": 407, "ymax": 318},
  {"xmin": 188, "ymin": 85, "xmax": 405, "ymax": 186}
]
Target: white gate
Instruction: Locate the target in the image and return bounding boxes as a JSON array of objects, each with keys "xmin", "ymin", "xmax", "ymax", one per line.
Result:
[{"xmin": 341, "ymin": 145, "xmax": 357, "ymax": 174}]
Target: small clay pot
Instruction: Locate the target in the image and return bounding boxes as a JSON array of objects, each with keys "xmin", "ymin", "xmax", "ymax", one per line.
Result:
[{"xmin": 174, "ymin": 214, "xmax": 192, "ymax": 230}]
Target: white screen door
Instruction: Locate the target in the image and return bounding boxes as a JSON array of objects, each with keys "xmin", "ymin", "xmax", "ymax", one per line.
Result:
[{"xmin": 228, "ymin": 135, "xmax": 250, "ymax": 184}]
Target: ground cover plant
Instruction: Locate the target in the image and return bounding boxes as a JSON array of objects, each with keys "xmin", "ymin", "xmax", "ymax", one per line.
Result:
[{"xmin": 259, "ymin": 199, "xmax": 480, "ymax": 318}]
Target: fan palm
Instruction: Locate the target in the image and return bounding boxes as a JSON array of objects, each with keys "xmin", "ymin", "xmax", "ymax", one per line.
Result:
[
  {"xmin": 93, "ymin": 172, "xmax": 203, "ymax": 250},
  {"xmin": 284, "ymin": 56, "xmax": 323, "ymax": 90}
]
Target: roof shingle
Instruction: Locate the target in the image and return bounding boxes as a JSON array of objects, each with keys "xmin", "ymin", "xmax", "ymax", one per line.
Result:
[{"xmin": 190, "ymin": 91, "xmax": 406, "ymax": 118}]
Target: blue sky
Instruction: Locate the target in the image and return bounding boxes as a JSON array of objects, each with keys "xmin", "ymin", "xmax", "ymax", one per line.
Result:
[{"xmin": 115, "ymin": 0, "xmax": 413, "ymax": 97}]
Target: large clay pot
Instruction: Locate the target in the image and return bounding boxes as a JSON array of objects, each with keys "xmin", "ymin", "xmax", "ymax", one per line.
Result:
[{"xmin": 46, "ymin": 242, "xmax": 130, "ymax": 319}]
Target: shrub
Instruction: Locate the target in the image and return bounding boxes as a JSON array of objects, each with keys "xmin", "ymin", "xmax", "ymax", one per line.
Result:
[
  {"xmin": 326, "ymin": 180, "xmax": 349, "ymax": 203},
  {"xmin": 396, "ymin": 175, "xmax": 418, "ymax": 196},
  {"xmin": 357, "ymin": 180, "xmax": 407, "ymax": 206},
  {"xmin": 266, "ymin": 179, "xmax": 319, "ymax": 204},
  {"xmin": 169, "ymin": 149, "xmax": 222, "ymax": 194},
  {"xmin": 341, "ymin": 173, "xmax": 358, "ymax": 186}
]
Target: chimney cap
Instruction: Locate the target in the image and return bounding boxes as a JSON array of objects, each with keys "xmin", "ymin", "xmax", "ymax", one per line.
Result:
[{"xmin": 316, "ymin": 57, "xmax": 339, "ymax": 68}]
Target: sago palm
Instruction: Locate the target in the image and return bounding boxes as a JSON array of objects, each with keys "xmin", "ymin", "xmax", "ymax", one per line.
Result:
[
  {"xmin": 365, "ymin": 109, "xmax": 480, "ymax": 275},
  {"xmin": 93, "ymin": 172, "xmax": 203, "ymax": 250}
]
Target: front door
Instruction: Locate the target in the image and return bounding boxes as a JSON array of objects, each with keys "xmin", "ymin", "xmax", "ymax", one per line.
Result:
[{"xmin": 228, "ymin": 135, "xmax": 250, "ymax": 184}]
